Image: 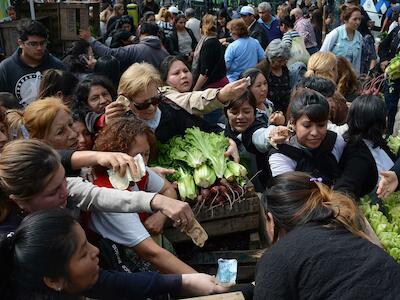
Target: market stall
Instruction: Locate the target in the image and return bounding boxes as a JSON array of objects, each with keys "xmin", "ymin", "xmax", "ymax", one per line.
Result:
[{"xmin": 151, "ymin": 127, "xmax": 267, "ymax": 283}]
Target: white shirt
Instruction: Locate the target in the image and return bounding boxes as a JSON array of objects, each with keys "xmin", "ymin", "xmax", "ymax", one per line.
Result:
[
  {"xmin": 186, "ymin": 17, "xmax": 201, "ymax": 42},
  {"xmin": 89, "ymin": 167, "xmax": 164, "ymax": 247},
  {"xmin": 363, "ymin": 139, "xmax": 394, "ymax": 177}
]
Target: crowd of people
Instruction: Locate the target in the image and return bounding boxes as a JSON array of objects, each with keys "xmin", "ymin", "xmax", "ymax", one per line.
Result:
[{"xmin": 0, "ymin": 0, "xmax": 400, "ymax": 298}]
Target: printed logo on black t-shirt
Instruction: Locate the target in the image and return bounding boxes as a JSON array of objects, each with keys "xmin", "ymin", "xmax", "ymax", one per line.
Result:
[{"xmin": 14, "ymin": 71, "xmax": 43, "ymax": 107}]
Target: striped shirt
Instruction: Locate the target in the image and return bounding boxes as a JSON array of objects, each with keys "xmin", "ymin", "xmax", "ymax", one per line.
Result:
[{"xmin": 282, "ymin": 30, "xmax": 301, "ymax": 48}]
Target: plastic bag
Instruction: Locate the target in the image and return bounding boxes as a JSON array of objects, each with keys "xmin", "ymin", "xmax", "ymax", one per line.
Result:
[{"xmin": 287, "ymin": 36, "xmax": 310, "ymax": 67}]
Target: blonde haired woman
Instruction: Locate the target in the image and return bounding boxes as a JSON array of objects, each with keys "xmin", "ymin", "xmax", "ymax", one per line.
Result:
[
  {"xmin": 112, "ymin": 62, "xmax": 219, "ymax": 142},
  {"xmin": 305, "ymin": 52, "xmax": 348, "ymax": 125},
  {"xmin": 156, "ymin": 7, "xmax": 173, "ymax": 36},
  {"xmin": 192, "ymin": 14, "xmax": 228, "ymax": 91},
  {"xmin": 103, "ymin": 62, "xmax": 239, "ymax": 160},
  {"xmin": 305, "ymin": 51, "xmax": 338, "ymax": 82},
  {"xmin": 7, "ymin": 97, "xmax": 78, "ymax": 150}
]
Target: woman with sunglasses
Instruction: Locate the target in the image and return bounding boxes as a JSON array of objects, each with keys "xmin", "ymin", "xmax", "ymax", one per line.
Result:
[
  {"xmin": 88, "ymin": 62, "xmax": 239, "ymax": 161},
  {"xmin": 116, "ymin": 62, "xmax": 220, "ymax": 143}
]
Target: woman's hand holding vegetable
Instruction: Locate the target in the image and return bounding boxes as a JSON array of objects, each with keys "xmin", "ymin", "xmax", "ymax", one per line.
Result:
[
  {"xmin": 224, "ymin": 139, "xmax": 240, "ymax": 163},
  {"xmin": 377, "ymin": 171, "xmax": 399, "ymax": 199},
  {"xmin": 181, "ymin": 274, "xmax": 228, "ymax": 297},
  {"xmin": 381, "ymin": 60, "xmax": 389, "ymax": 73},
  {"xmin": 217, "ymin": 78, "xmax": 250, "ymax": 105}
]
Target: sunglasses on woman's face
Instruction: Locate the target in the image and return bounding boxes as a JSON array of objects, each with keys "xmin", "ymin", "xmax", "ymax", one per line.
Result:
[{"xmin": 131, "ymin": 94, "xmax": 162, "ymax": 110}]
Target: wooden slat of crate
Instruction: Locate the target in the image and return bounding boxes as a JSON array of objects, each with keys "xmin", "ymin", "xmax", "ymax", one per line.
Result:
[
  {"xmin": 183, "ymin": 292, "xmax": 245, "ymax": 300},
  {"xmin": 196, "ymin": 196, "xmax": 261, "ymax": 222},
  {"xmin": 181, "ymin": 249, "xmax": 265, "ymax": 265},
  {"xmin": 194, "ymin": 264, "xmax": 256, "ymax": 283},
  {"xmin": 164, "ymin": 213, "xmax": 259, "ymax": 243},
  {"xmin": 59, "ymin": 3, "xmax": 89, "ymax": 40},
  {"xmin": 180, "ymin": 250, "xmax": 265, "ymax": 283}
]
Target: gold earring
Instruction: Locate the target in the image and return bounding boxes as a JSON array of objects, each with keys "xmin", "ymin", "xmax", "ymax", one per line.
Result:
[{"xmin": 287, "ymin": 123, "xmax": 295, "ymax": 133}]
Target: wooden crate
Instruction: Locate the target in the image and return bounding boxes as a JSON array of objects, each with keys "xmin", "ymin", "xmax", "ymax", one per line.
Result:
[
  {"xmin": 59, "ymin": 1, "xmax": 100, "ymax": 41},
  {"xmin": 183, "ymin": 292, "xmax": 245, "ymax": 300},
  {"xmin": 164, "ymin": 195, "xmax": 262, "ymax": 243}
]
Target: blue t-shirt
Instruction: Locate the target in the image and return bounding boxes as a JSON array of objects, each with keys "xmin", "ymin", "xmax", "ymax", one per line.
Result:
[{"xmin": 224, "ymin": 37, "xmax": 265, "ymax": 82}]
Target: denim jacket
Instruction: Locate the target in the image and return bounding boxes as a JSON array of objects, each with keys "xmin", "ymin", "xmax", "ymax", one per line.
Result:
[{"xmin": 320, "ymin": 24, "xmax": 362, "ymax": 73}]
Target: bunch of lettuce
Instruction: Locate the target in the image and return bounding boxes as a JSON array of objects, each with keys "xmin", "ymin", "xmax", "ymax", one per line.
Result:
[
  {"xmin": 151, "ymin": 127, "xmax": 247, "ymax": 201},
  {"xmin": 386, "ymin": 52, "xmax": 400, "ymax": 81},
  {"xmin": 387, "ymin": 135, "xmax": 400, "ymax": 155},
  {"xmin": 360, "ymin": 194, "xmax": 400, "ymax": 262}
]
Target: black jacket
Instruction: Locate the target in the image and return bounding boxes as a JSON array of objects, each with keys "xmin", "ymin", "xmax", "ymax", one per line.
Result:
[
  {"xmin": 270, "ymin": 131, "xmax": 341, "ymax": 186},
  {"xmin": 165, "ymin": 28, "xmax": 198, "ymax": 57},
  {"xmin": 378, "ymin": 26, "xmax": 400, "ymax": 62},
  {"xmin": 225, "ymin": 118, "xmax": 270, "ymax": 190},
  {"xmin": 249, "ymin": 21, "xmax": 268, "ymax": 50},
  {"xmin": 254, "ymin": 223, "xmax": 400, "ymax": 300},
  {"xmin": 335, "ymin": 139, "xmax": 397, "ymax": 199},
  {"xmin": 156, "ymin": 100, "xmax": 221, "ymax": 143}
]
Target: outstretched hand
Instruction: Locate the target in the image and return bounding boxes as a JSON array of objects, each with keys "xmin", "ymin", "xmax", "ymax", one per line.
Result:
[
  {"xmin": 377, "ymin": 171, "xmax": 399, "ymax": 199},
  {"xmin": 79, "ymin": 29, "xmax": 91, "ymax": 41}
]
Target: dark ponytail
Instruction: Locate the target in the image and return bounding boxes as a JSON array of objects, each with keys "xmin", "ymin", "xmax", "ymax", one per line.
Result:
[
  {"xmin": 264, "ymin": 172, "xmax": 371, "ymax": 243},
  {"xmin": 0, "ymin": 209, "xmax": 78, "ymax": 293}
]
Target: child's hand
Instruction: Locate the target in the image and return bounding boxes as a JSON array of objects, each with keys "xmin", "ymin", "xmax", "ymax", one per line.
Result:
[{"xmin": 269, "ymin": 111, "xmax": 285, "ymax": 125}]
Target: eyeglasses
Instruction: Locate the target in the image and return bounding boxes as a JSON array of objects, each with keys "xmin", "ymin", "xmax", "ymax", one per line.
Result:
[
  {"xmin": 24, "ymin": 40, "xmax": 47, "ymax": 48},
  {"xmin": 131, "ymin": 94, "xmax": 162, "ymax": 110}
]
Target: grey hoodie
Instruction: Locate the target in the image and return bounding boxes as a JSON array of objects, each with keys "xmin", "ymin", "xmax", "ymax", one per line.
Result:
[{"xmin": 90, "ymin": 36, "xmax": 169, "ymax": 70}]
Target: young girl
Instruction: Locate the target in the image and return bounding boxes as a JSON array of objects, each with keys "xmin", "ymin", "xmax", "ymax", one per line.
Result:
[
  {"xmin": 0, "ymin": 209, "xmax": 225, "ymax": 299},
  {"xmin": 335, "ymin": 95, "xmax": 398, "ymax": 199},
  {"xmin": 269, "ymin": 88, "xmax": 345, "ymax": 185},
  {"xmin": 224, "ymin": 90, "xmax": 285, "ymax": 191},
  {"xmin": 239, "ymin": 68, "xmax": 285, "ymax": 126},
  {"xmin": 92, "ymin": 114, "xmax": 196, "ymax": 274}
]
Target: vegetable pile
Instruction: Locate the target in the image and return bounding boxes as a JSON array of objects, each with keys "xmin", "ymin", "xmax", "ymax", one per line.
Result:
[
  {"xmin": 386, "ymin": 52, "xmax": 400, "ymax": 81},
  {"xmin": 388, "ymin": 134, "xmax": 400, "ymax": 155},
  {"xmin": 152, "ymin": 127, "xmax": 249, "ymax": 213},
  {"xmin": 360, "ymin": 194, "xmax": 400, "ymax": 262}
]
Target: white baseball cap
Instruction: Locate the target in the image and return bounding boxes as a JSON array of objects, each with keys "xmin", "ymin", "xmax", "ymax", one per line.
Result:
[
  {"xmin": 240, "ymin": 6, "xmax": 255, "ymax": 16},
  {"xmin": 168, "ymin": 6, "xmax": 179, "ymax": 14}
]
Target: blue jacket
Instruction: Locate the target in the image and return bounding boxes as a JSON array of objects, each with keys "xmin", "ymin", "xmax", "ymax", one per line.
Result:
[
  {"xmin": 257, "ymin": 17, "xmax": 283, "ymax": 46},
  {"xmin": 320, "ymin": 24, "xmax": 362, "ymax": 73}
]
